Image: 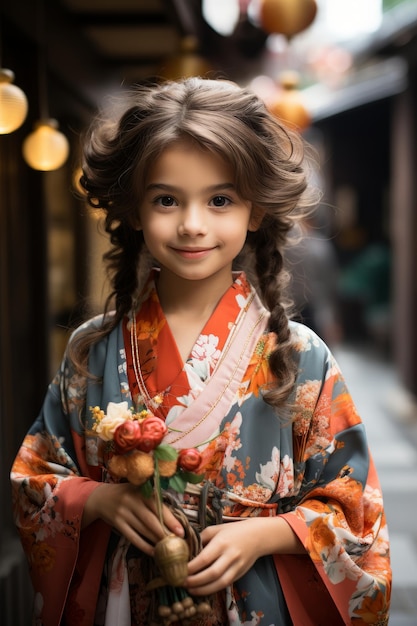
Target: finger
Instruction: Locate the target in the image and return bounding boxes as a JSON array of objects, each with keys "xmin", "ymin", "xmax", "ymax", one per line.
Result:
[
  {"xmin": 134, "ymin": 496, "xmax": 184, "ymax": 539},
  {"xmin": 187, "ymin": 527, "xmax": 227, "ymax": 574},
  {"xmin": 199, "ymin": 525, "xmax": 221, "ymax": 545},
  {"xmin": 186, "ymin": 555, "xmax": 234, "ymax": 596},
  {"xmin": 128, "ymin": 510, "xmax": 161, "ymax": 544},
  {"xmin": 125, "ymin": 495, "xmax": 184, "ymax": 545},
  {"xmin": 117, "ymin": 521, "xmax": 156, "ymax": 555},
  {"xmin": 110, "ymin": 492, "xmax": 163, "ymax": 545},
  {"xmin": 161, "ymin": 504, "xmax": 185, "ymax": 537}
]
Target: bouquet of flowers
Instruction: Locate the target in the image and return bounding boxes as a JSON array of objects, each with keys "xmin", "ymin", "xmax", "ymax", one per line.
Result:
[{"xmin": 91, "ymin": 401, "xmax": 212, "ymax": 623}]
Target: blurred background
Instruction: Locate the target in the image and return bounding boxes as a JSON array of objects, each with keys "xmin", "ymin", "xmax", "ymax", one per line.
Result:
[{"xmin": 1, "ymin": 0, "xmax": 417, "ymax": 624}]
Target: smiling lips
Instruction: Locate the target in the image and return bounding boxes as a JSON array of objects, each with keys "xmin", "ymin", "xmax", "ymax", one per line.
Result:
[{"xmin": 171, "ymin": 246, "xmax": 215, "ymax": 259}]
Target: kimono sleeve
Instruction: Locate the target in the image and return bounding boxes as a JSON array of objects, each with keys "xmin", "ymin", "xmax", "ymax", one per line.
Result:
[
  {"xmin": 10, "ymin": 343, "xmax": 111, "ymax": 626},
  {"xmin": 277, "ymin": 328, "xmax": 391, "ymax": 625}
]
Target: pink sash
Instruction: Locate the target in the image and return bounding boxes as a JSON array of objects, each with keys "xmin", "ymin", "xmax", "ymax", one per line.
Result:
[{"xmin": 163, "ymin": 291, "xmax": 270, "ymax": 449}]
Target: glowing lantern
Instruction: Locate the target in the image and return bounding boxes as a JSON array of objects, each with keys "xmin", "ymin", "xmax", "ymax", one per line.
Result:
[
  {"xmin": 23, "ymin": 119, "xmax": 69, "ymax": 171},
  {"xmin": 268, "ymin": 71, "xmax": 310, "ymax": 131},
  {"xmin": 0, "ymin": 69, "xmax": 28, "ymax": 134},
  {"xmin": 259, "ymin": 0, "xmax": 317, "ymax": 37}
]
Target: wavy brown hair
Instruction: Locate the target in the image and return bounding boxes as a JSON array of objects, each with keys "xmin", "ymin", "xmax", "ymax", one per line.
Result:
[{"xmin": 71, "ymin": 77, "xmax": 318, "ymax": 407}]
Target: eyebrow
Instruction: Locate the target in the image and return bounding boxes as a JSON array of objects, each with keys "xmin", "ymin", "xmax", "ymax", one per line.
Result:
[{"xmin": 145, "ymin": 182, "xmax": 236, "ymax": 193}]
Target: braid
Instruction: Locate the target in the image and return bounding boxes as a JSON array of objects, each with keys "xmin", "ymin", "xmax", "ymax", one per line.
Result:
[
  {"xmin": 103, "ymin": 222, "xmax": 144, "ymax": 319},
  {"xmin": 67, "ymin": 221, "xmax": 146, "ymax": 377},
  {"xmin": 248, "ymin": 216, "xmax": 299, "ymax": 408}
]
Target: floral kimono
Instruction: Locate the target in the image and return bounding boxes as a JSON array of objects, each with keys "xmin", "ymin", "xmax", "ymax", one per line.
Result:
[{"xmin": 11, "ymin": 271, "xmax": 391, "ymax": 626}]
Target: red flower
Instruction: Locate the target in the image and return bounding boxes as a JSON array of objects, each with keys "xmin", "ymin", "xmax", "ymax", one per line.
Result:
[
  {"xmin": 177, "ymin": 448, "xmax": 202, "ymax": 472},
  {"xmin": 138, "ymin": 416, "xmax": 167, "ymax": 452},
  {"xmin": 113, "ymin": 420, "xmax": 142, "ymax": 453}
]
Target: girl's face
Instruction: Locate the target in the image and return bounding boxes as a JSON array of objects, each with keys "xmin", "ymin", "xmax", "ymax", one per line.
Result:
[{"xmin": 138, "ymin": 140, "xmax": 258, "ymax": 290}]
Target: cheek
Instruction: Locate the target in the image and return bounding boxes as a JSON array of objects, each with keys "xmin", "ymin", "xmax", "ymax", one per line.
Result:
[
  {"xmin": 222, "ymin": 223, "xmax": 251, "ymax": 254},
  {"xmin": 141, "ymin": 216, "xmax": 173, "ymax": 247},
  {"xmin": 225, "ymin": 214, "xmax": 252, "ymax": 239}
]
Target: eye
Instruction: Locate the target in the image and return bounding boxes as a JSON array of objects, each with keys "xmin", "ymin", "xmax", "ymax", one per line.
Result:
[
  {"xmin": 155, "ymin": 195, "xmax": 177, "ymax": 207},
  {"xmin": 210, "ymin": 195, "xmax": 230, "ymax": 208}
]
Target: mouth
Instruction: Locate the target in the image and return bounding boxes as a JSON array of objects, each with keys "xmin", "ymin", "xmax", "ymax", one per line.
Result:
[{"xmin": 170, "ymin": 246, "xmax": 214, "ymax": 259}]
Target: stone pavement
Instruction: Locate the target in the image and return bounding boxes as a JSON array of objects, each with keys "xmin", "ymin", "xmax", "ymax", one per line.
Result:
[{"xmin": 334, "ymin": 344, "xmax": 417, "ymax": 626}]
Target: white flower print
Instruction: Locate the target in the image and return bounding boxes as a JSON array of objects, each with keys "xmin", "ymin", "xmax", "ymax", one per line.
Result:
[
  {"xmin": 235, "ymin": 292, "xmax": 250, "ymax": 309},
  {"xmin": 276, "ymin": 454, "xmax": 294, "ymax": 497},
  {"xmin": 364, "ymin": 483, "xmax": 384, "ymax": 507},
  {"xmin": 36, "ymin": 508, "xmax": 65, "ymax": 541},
  {"xmin": 255, "ymin": 446, "xmax": 280, "ymax": 491},
  {"xmin": 223, "ymin": 413, "xmax": 243, "ymax": 472},
  {"xmin": 291, "ymin": 323, "xmax": 321, "ymax": 352},
  {"xmin": 188, "ymin": 358, "xmax": 209, "ymax": 382},
  {"xmin": 322, "ymin": 354, "xmax": 340, "ymax": 382},
  {"xmin": 325, "ymin": 544, "xmax": 351, "ymax": 584},
  {"xmin": 120, "ymin": 381, "xmax": 130, "ymax": 396},
  {"xmin": 190, "ymin": 334, "xmax": 221, "ymax": 379}
]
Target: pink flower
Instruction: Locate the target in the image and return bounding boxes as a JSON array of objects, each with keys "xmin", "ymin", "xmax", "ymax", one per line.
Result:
[
  {"xmin": 177, "ymin": 448, "xmax": 202, "ymax": 471},
  {"xmin": 137, "ymin": 416, "xmax": 167, "ymax": 452},
  {"xmin": 114, "ymin": 420, "xmax": 142, "ymax": 453}
]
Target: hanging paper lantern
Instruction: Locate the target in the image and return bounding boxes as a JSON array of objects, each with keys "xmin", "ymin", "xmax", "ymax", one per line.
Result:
[
  {"xmin": 259, "ymin": 0, "xmax": 317, "ymax": 37},
  {"xmin": 268, "ymin": 71, "xmax": 310, "ymax": 131},
  {"xmin": 0, "ymin": 69, "xmax": 28, "ymax": 134},
  {"xmin": 23, "ymin": 119, "xmax": 69, "ymax": 171}
]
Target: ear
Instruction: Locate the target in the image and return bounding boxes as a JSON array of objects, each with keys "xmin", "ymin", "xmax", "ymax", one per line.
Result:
[{"xmin": 248, "ymin": 206, "xmax": 265, "ymax": 232}]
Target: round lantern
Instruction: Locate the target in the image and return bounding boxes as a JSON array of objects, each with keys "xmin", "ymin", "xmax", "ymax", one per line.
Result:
[
  {"xmin": 260, "ymin": 0, "xmax": 317, "ymax": 38},
  {"xmin": 23, "ymin": 118, "xmax": 69, "ymax": 171},
  {"xmin": 0, "ymin": 69, "xmax": 28, "ymax": 134},
  {"xmin": 268, "ymin": 71, "xmax": 310, "ymax": 131}
]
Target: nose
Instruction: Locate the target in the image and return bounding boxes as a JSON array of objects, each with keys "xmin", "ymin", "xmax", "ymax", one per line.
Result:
[{"xmin": 178, "ymin": 205, "xmax": 208, "ymax": 237}]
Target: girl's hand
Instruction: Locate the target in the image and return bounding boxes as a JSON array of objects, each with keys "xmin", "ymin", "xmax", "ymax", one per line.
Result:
[
  {"xmin": 82, "ymin": 482, "xmax": 184, "ymax": 555},
  {"xmin": 186, "ymin": 517, "xmax": 304, "ymax": 596}
]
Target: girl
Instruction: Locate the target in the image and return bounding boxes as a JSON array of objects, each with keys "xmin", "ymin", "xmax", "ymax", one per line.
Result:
[{"xmin": 11, "ymin": 77, "xmax": 391, "ymax": 625}]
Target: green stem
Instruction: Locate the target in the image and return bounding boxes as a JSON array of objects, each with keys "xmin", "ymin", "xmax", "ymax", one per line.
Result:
[{"xmin": 154, "ymin": 457, "xmax": 168, "ymax": 535}]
